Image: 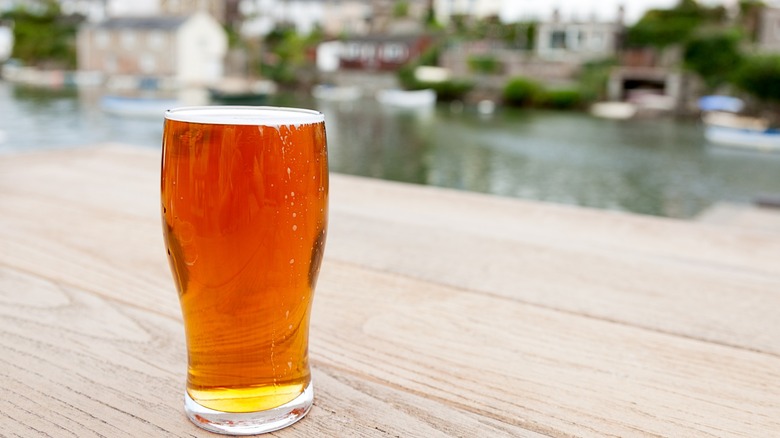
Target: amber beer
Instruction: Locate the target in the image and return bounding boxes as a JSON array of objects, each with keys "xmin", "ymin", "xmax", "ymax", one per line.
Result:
[{"xmin": 161, "ymin": 107, "xmax": 327, "ymax": 435}]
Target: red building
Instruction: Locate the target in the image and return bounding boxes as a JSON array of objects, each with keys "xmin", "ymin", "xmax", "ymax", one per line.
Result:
[{"xmin": 339, "ymin": 34, "xmax": 434, "ymax": 71}]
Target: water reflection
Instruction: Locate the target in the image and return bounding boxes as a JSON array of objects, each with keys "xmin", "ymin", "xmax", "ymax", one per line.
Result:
[{"xmin": 3, "ymin": 81, "xmax": 780, "ymax": 219}]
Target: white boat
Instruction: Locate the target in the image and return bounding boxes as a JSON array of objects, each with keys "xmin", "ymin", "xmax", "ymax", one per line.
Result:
[
  {"xmin": 590, "ymin": 101, "xmax": 637, "ymax": 120},
  {"xmin": 703, "ymin": 112, "xmax": 780, "ymax": 152},
  {"xmin": 312, "ymin": 84, "xmax": 361, "ymax": 102},
  {"xmin": 100, "ymin": 95, "xmax": 180, "ymax": 118},
  {"xmin": 376, "ymin": 89, "xmax": 436, "ymax": 109}
]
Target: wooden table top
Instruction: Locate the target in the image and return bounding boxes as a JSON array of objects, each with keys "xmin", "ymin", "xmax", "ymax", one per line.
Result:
[{"xmin": 1, "ymin": 145, "xmax": 779, "ymax": 437}]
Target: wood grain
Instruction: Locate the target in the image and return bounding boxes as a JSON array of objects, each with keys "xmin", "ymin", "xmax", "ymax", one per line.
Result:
[{"xmin": 1, "ymin": 145, "xmax": 779, "ymax": 437}]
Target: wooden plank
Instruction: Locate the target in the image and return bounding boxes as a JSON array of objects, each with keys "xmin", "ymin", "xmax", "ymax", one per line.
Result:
[
  {"xmin": 4, "ymin": 253, "xmax": 779, "ymax": 437},
  {"xmin": 313, "ymin": 262, "xmax": 780, "ymax": 437},
  {"xmin": 2, "ymin": 145, "xmax": 779, "ymax": 436},
  {"xmin": 0, "ymin": 266, "xmax": 539, "ymax": 438},
  {"xmin": 2, "ymin": 251, "xmax": 779, "ymax": 437},
  {"xmin": 1, "ymin": 145, "xmax": 779, "ymax": 356}
]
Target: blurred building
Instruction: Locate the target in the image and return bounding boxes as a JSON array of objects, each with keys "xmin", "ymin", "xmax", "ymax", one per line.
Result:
[
  {"xmin": 240, "ymin": 0, "xmax": 430, "ymax": 37},
  {"xmin": 535, "ymin": 8, "xmax": 623, "ymax": 62},
  {"xmin": 57, "ymin": 0, "xmax": 239, "ymax": 24},
  {"xmin": 758, "ymin": 6, "xmax": 780, "ymax": 52},
  {"xmin": 240, "ymin": 0, "xmax": 326, "ymax": 36},
  {"xmin": 433, "ymin": 0, "xmax": 501, "ymax": 25},
  {"xmin": 338, "ymin": 33, "xmax": 433, "ymax": 71},
  {"xmin": 0, "ymin": 20, "xmax": 11, "ymax": 61},
  {"xmin": 77, "ymin": 12, "xmax": 227, "ymax": 87}
]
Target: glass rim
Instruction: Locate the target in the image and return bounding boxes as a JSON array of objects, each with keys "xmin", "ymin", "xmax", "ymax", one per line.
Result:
[{"xmin": 164, "ymin": 106, "xmax": 325, "ymax": 126}]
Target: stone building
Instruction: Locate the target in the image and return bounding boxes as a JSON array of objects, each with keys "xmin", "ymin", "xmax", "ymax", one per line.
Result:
[{"xmin": 77, "ymin": 12, "xmax": 227, "ymax": 87}]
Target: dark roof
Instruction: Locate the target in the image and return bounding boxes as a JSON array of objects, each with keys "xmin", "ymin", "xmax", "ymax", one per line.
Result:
[{"xmin": 94, "ymin": 16, "xmax": 189, "ymax": 30}]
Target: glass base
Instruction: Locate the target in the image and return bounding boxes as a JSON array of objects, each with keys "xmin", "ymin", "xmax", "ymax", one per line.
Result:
[{"xmin": 184, "ymin": 382, "xmax": 313, "ymax": 435}]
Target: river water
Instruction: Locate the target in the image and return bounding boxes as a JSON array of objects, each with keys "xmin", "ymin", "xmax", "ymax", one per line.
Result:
[{"xmin": 2, "ymin": 81, "xmax": 779, "ymax": 219}]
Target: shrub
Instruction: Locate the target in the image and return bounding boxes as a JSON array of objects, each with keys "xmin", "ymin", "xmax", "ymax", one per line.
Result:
[
  {"xmin": 467, "ymin": 54, "xmax": 502, "ymax": 74},
  {"xmin": 503, "ymin": 77, "xmax": 544, "ymax": 107},
  {"xmin": 732, "ymin": 54, "xmax": 780, "ymax": 103},
  {"xmin": 540, "ymin": 89, "xmax": 583, "ymax": 109}
]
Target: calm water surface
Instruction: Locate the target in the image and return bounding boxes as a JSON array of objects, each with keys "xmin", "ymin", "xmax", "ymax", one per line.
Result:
[{"xmin": 2, "ymin": 81, "xmax": 779, "ymax": 219}]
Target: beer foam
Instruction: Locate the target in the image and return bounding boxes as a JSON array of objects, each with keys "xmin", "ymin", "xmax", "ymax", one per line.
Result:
[{"xmin": 165, "ymin": 106, "xmax": 324, "ymax": 126}]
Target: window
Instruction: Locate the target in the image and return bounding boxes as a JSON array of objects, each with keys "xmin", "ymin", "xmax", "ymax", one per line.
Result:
[
  {"xmin": 139, "ymin": 53, "xmax": 156, "ymax": 73},
  {"xmin": 148, "ymin": 31, "xmax": 166, "ymax": 50},
  {"xmin": 360, "ymin": 43, "xmax": 375, "ymax": 60},
  {"xmin": 95, "ymin": 30, "xmax": 109, "ymax": 48},
  {"xmin": 550, "ymin": 30, "xmax": 566, "ymax": 49},
  {"xmin": 343, "ymin": 42, "xmax": 360, "ymax": 60},
  {"xmin": 381, "ymin": 43, "xmax": 407, "ymax": 62},
  {"xmin": 591, "ymin": 31, "xmax": 604, "ymax": 51},
  {"xmin": 104, "ymin": 55, "xmax": 117, "ymax": 73},
  {"xmin": 121, "ymin": 31, "xmax": 136, "ymax": 49}
]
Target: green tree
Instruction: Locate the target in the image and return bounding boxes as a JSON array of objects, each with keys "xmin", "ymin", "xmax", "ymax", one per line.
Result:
[
  {"xmin": 733, "ymin": 54, "xmax": 780, "ymax": 102},
  {"xmin": 2, "ymin": 0, "xmax": 79, "ymax": 68},
  {"xmin": 625, "ymin": 0, "xmax": 726, "ymax": 48},
  {"xmin": 683, "ymin": 30, "xmax": 743, "ymax": 90},
  {"xmin": 259, "ymin": 26, "xmax": 321, "ymax": 85}
]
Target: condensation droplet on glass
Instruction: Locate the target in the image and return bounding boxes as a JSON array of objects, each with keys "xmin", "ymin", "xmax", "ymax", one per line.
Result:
[
  {"xmin": 287, "ymin": 167, "xmax": 291, "ymax": 178},
  {"xmin": 289, "ymin": 258, "xmax": 295, "ymax": 264},
  {"xmin": 285, "ymin": 310, "xmax": 289, "ymax": 318},
  {"xmin": 287, "ymin": 361, "xmax": 292, "ymax": 369},
  {"xmin": 292, "ymin": 213, "xmax": 297, "ymax": 218},
  {"xmin": 292, "ymin": 225, "xmax": 297, "ymax": 231},
  {"xmin": 291, "ymin": 192, "xmax": 295, "ymax": 197}
]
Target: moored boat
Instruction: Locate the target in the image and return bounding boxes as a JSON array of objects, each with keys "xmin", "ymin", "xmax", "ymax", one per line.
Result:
[
  {"xmin": 703, "ymin": 112, "xmax": 780, "ymax": 152},
  {"xmin": 376, "ymin": 88, "xmax": 436, "ymax": 109},
  {"xmin": 590, "ymin": 101, "xmax": 637, "ymax": 120}
]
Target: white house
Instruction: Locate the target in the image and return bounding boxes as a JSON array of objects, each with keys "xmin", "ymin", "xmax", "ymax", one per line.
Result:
[
  {"xmin": 239, "ymin": 0, "xmax": 429, "ymax": 37},
  {"xmin": 434, "ymin": 0, "xmax": 502, "ymax": 25},
  {"xmin": 535, "ymin": 10, "xmax": 623, "ymax": 62},
  {"xmin": 0, "ymin": 22, "xmax": 12, "ymax": 61},
  {"xmin": 758, "ymin": 6, "xmax": 780, "ymax": 52},
  {"xmin": 77, "ymin": 12, "xmax": 227, "ymax": 87},
  {"xmin": 240, "ymin": 0, "xmax": 327, "ymax": 36}
]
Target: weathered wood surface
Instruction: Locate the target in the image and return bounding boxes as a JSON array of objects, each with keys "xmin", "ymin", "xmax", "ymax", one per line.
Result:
[{"xmin": 1, "ymin": 144, "xmax": 779, "ymax": 437}]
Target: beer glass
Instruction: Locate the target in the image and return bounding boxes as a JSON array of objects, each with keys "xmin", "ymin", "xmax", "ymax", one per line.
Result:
[{"xmin": 161, "ymin": 106, "xmax": 328, "ymax": 435}]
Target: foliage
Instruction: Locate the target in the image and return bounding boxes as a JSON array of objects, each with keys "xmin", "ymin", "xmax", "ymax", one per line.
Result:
[
  {"xmin": 501, "ymin": 21, "xmax": 537, "ymax": 50},
  {"xmin": 2, "ymin": 0, "xmax": 79, "ymax": 68},
  {"xmin": 424, "ymin": 79, "xmax": 474, "ymax": 101},
  {"xmin": 396, "ymin": 42, "xmax": 473, "ymax": 101},
  {"xmin": 467, "ymin": 54, "xmax": 501, "ymax": 74},
  {"xmin": 732, "ymin": 54, "xmax": 780, "ymax": 102},
  {"xmin": 577, "ymin": 58, "xmax": 617, "ymax": 102},
  {"xmin": 625, "ymin": 0, "xmax": 726, "ymax": 48},
  {"xmin": 397, "ymin": 44, "xmax": 440, "ymax": 87},
  {"xmin": 683, "ymin": 29, "xmax": 743, "ymax": 90},
  {"xmin": 259, "ymin": 26, "xmax": 321, "ymax": 85},
  {"xmin": 503, "ymin": 77, "xmax": 544, "ymax": 107},
  {"xmin": 539, "ymin": 89, "xmax": 583, "ymax": 110},
  {"xmin": 737, "ymin": 1, "xmax": 765, "ymax": 41},
  {"xmin": 393, "ymin": 0, "xmax": 409, "ymax": 18}
]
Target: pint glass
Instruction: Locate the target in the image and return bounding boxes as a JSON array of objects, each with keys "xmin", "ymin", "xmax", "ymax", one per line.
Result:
[{"xmin": 161, "ymin": 106, "xmax": 328, "ymax": 434}]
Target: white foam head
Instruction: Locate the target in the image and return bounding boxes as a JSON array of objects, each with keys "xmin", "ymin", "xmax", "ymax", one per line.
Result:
[{"xmin": 165, "ymin": 106, "xmax": 324, "ymax": 127}]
